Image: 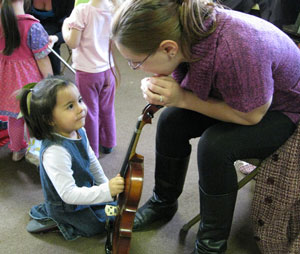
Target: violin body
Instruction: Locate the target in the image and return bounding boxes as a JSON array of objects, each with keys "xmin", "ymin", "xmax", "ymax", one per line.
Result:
[
  {"xmin": 112, "ymin": 154, "xmax": 144, "ymax": 254},
  {"xmin": 109, "ymin": 104, "xmax": 162, "ymax": 254}
]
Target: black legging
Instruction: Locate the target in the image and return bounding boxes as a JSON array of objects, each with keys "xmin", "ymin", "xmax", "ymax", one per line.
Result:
[{"xmin": 156, "ymin": 107, "xmax": 296, "ymax": 195}]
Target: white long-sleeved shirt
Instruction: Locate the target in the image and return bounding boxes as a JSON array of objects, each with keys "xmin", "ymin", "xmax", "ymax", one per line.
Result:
[{"xmin": 42, "ymin": 134, "xmax": 113, "ymax": 205}]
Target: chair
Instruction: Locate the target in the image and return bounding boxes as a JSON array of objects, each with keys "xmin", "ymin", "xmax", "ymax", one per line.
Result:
[
  {"xmin": 181, "ymin": 159, "xmax": 260, "ymax": 232},
  {"xmin": 181, "ymin": 121, "xmax": 300, "ymax": 253},
  {"xmin": 251, "ymin": 121, "xmax": 300, "ymax": 253}
]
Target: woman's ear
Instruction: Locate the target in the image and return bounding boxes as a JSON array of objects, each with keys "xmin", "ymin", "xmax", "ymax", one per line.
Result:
[{"xmin": 159, "ymin": 40, "xmax": 179, "ymax": 57}]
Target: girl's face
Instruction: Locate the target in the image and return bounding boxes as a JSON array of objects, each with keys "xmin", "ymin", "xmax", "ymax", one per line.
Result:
[
  {"xmin": 51, "ymin": 84, "xmax": 87, "ymax": 138},
  {"xmin": 115, "ymin": 42, "xmax": 182, "ymax": 76}
]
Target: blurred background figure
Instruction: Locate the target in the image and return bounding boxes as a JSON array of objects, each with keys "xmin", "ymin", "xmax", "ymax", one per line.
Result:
[
  {"xmin": 0, "ymin": 0, "xmax": 53, "ymax": 162},
  {"xmin": 29, "ymin": 0, "xmax": 75, "ymax": 75},
  {"xmin": 62, "ymin": 0, "xmax": 117, "ymax": 158},
  {"xmin": 220, "ymin": 0, "xmax": 300, "ymax": 30}
]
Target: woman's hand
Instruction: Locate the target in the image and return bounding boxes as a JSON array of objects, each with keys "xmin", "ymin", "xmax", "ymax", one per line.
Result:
[
  {"xmin": 140, "ymin": 76, "xmax": 186, "ymax": 107},
  {"xmin": 141, "ymin": 76, "xmax": 272, "ymax": 125},
  {"xmin": 109, "ymin": 174, "xmax": 125, "ymax": 197}
]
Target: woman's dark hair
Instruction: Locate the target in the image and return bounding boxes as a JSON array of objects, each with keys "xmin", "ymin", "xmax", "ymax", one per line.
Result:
[
  {"xmin": 0, "ymin": 0, "xmax": 21, "ymax": 55},
  {"xmin": 18, "ymin": 76, "xmax": 73, "ymax": 140}
]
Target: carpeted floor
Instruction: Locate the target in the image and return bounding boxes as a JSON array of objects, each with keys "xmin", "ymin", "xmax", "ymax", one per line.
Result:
[{"xmin": 0, "ymin": 45, "xmax": 261, "ymax": 254}]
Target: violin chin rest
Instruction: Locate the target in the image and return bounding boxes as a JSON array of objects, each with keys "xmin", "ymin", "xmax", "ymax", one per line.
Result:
[{"xmin": 105, "ymin": 205, "xmax": 118, "ymax": 216}]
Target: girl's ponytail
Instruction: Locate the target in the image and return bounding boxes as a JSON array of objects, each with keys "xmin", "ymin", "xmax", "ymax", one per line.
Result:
[
  {"xmin": 19, "ymin": 88, "xmax": 33, "ymax": 132},
  {"xmin": 1, "ymin": 0, "xmax": 21, "ymax": 56}
]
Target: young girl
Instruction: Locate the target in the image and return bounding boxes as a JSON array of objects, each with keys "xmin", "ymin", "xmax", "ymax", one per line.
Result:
[
  {"xmin": 111, "ymin": 0, "xmax": 300, "ymax": 253},
  {"xmin": 62, "ymin": 0, "xmax": 117, "ymax": 158},
  {"xmin": 0, "ymin": 0, "xmax": 53, "ymax": 161},
  {"xmin": 19, "ymin": 77, "xmax": 124, "ymax": 240}
]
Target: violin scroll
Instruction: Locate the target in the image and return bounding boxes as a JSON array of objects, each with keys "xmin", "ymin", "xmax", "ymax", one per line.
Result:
[{"xmin": 142, "ymin": 104, "xmax": 163, "ymax": 124}]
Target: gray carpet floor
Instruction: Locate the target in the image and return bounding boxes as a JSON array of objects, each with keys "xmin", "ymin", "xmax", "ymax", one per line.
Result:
[{"xmin": 0, "ymin": 45, "xmax": 261, "ymax": 254}]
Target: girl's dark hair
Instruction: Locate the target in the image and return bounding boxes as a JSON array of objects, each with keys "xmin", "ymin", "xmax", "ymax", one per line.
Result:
[
  {"xmin": 0, "ymin": 0, "xmax": 21, "ymax": 55},
  {"xmin": 18, "ymin": 76, "xmax": 73, "ymax": 141},
  {"xmin": 111, "ymin": 0, "xmax": 222, "ymax": 61}
]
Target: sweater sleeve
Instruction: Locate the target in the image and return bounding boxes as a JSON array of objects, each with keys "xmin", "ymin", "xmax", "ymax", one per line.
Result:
[{"xmin": 213, "ymin": 24, "xmax": 274, "ymax": 112}]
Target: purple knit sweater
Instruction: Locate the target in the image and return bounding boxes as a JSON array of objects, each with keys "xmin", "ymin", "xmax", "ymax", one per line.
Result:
[{"xmin": 173, "ymin": 8, "xmax": 300, "ymax": 123}]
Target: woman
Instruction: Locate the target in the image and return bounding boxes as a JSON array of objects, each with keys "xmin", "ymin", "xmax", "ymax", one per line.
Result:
[{"xmin": 110, "ymin": 0, "xmax": 300, "ymax": 253}]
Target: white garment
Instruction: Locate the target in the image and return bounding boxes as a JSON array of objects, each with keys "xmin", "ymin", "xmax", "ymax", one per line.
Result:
[
  {"xmin": 68, "ymin": 2, "xmax": 114, "ymax": 73},
  {"xmin": 42, "ymin": 132, "xmax": 112, "ymax": 205}
]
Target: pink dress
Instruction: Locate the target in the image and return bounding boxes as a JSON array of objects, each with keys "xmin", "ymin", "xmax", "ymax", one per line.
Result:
[{"xmin": 0, "ymin": 14, "xmax": 50, "ymax": 117}]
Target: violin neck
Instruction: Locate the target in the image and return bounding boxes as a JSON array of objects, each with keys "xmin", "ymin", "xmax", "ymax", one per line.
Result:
[{"xmin": 120, "ymin": 118, "xmax": 144, "ymax": 177}]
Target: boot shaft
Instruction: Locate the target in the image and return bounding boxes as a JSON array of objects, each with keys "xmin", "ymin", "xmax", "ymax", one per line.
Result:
[
  {"xmin": 154, "ymin": 152, "xmax": 190, "ymax": 203},
  {"xmin": 195, "ymin": 187, "xmax": 237, "ymax": 254}
]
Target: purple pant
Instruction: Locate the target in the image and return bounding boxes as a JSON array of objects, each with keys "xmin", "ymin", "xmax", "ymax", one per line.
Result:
[{"xmin": 76, "ymin": 69, "xmax": 116, "ymax": 158}]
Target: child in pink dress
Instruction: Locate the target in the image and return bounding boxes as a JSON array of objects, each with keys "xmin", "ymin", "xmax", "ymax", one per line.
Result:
[
  {"xmin": 0, "ymin": 0, "xmax": 53, "ymax": 161},
  {"xmin": 62, "ymin": 0, "xmax": 117, "ymax": 158}
]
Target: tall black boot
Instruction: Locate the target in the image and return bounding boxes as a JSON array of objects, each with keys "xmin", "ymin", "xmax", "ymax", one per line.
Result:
[
  {"xmin": 133, "ymin": 152, "xmax": 190, "ymax": 231},
  {"xmin": 193, "ymin": 187, "xmax": 237, "ymax": 254}
]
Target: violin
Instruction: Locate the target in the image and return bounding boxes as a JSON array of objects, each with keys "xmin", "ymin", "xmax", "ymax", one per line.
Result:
[{"xmin": 105, "ymin": 104, "xmax": 162, "ymax": 254}]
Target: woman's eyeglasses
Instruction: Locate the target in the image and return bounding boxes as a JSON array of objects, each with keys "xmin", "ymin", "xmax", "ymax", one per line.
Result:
[{"xmin": 128, "ymin": 52, "xmax": 152, "ymax": 70}]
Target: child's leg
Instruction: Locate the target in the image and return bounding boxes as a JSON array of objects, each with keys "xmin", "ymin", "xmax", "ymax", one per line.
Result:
[
  {"xmin": 8, "ymin": 117, "xmax": 27, "ymax": 161},
  {"xmin": 76, "ymin": 70, "xmax": 117, "ymax": 157},
  {"xmin": 76, "ymin": 71, "xmax": 100, "ymax": 158},
  {"xmin": 8, "ymin": 117, "xmax": 27, "ymax": 151},
  {"xmin": 98, "ymin": 69, "xmax": 116, "ymax": 150}
]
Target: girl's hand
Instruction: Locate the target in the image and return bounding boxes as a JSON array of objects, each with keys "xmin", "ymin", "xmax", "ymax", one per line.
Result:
[
  {"xmin": 48, "ymin": 35, "xmax": 59, "ymax": 49},
  {"xmin": 109, "ymin": 174, "xmax": 125, "ymax": 197},
  {"xmin": 140, "ymin": 76, "xmax": 185, "ymax": 107}
]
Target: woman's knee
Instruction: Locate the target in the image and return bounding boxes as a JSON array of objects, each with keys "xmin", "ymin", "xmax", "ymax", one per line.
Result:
[
  {"xmin": 156, "ymin": 107, "xmax": 192, "ymax": 156},
  {"xmin": 197, "ymin": 126, "xmax": 231, "ymax": 161},
  {"xmin": 157, "ymin": 107, "xmax": 200, "ymax": 138},
  {"xmin": 156, "ymin": 108, "xmax": 180, "ymax": 137}
]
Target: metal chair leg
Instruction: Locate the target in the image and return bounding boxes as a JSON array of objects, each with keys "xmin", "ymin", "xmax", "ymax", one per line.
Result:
[{"xmin": 180, "ymin": 164, "xmax": 260, "ymax": 232}]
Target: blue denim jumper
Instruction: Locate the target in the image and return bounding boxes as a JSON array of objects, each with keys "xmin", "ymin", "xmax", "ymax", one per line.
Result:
[{"xmin": 29, "ymin": 128, "xmax": 111, "ymax": 240}]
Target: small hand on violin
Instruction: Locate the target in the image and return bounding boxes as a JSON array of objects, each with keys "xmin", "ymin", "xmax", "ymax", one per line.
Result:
[
  {"xmin": 109, "ymin": 174, "xmax": 125, "ymax": 197},
  {"xmin": 141, "ymin": 76, "xmax": 185, "ymax": 107}
]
